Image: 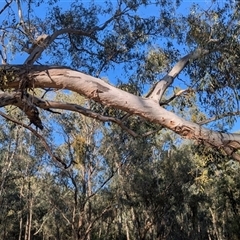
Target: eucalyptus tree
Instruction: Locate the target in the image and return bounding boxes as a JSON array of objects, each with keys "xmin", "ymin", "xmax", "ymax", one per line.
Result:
[
  {"xmin": 40, "ymin": 93, "xmax": 119, "ymax": 240},
  {"xmin": 1, "ymin": 0, "xmax": 240, "ymax": 165}
]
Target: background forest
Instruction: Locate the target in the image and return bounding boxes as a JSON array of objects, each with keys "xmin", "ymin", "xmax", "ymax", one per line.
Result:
[
  {"xmin": 1, "ymin": 0, "xmax": 240, "ymax": 239},
  {"xmin": 1, "ymin": 93, "xmax": 240, "ymax": 240}
]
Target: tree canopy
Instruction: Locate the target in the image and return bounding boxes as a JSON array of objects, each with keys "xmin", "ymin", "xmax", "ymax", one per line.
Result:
[
  {"xmin": 1, "ymin": 0, "xmax": 240, "ymax": 163},
  {"xmin": 1, "ymin": 1, "xmax": 240, "ymax": 239}
]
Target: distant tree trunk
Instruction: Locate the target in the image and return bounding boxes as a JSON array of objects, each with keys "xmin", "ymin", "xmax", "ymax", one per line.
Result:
[
  {"xmin": 18, "ymin": 185, "xmax": 24, "ymax": 240},
  {"xmin": 125, "ymin": 217, "xmax": 130, "ymax": 240},
  {"xmin": 19, "ymin": 216, "xmax": 23, "ymax": 240},
  {"xmin": 24, "ymin": 215, "xmax": 29, "ymax": 240},
  {"xmin": 209, "ymin": 207, "xmax": 221, "ymax": 240},
  {"xmin": 28, "ymin": 198, "xmax": 33, "ymax": 240},
  {"xmin": 24, "ymin": 181, "xmax": 33, "ymax": 240}
]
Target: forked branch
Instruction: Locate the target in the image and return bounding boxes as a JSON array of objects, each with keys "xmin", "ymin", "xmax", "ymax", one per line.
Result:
[{"xmin": 146, "ymin": 48, "xmax": 209, "ymax": 103}]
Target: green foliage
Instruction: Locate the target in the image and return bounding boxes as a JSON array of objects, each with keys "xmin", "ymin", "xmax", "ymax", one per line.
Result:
[
  {"xmin": 0, "ymin": 67, "xmax": 16, "ymax": 91},
  {"xmin": 1, "ymin": 0, "xmax": 240, "ymax": 239},
  {"xmin": 145, "ymin": 48, "xmax": 170, "ymax": 74}
]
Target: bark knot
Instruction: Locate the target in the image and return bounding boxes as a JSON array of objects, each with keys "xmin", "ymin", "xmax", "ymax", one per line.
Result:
[{"xmin": 175, "ymin": 125, "xmax": 193, "ymax": 138}]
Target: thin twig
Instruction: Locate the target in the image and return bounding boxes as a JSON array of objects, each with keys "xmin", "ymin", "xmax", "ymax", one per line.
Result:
[
  {"xmin": 198, "ymin": 111, "xmax": 240, "ymax": 125},
  {"xmin": 160, "ymin": 89, "xmax": 190, "ymax": 106},
  {"xmin": 0, "ymin": 0, "xmax": 13, "ymax": 15}
]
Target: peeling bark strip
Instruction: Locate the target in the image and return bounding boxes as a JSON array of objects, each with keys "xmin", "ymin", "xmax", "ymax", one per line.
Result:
[{"xmin": 1, "ymin": 64, "xmax": 240, "ymax": 161}]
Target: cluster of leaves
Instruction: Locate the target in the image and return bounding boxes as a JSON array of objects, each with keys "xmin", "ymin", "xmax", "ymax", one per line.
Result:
[{"xmin": 182, "ymin": 2, "xmax": 240, "ymax": 128}]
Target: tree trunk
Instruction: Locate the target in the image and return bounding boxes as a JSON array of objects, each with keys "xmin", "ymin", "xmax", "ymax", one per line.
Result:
[
  {"xmin": 24, "ymin": 181, "xmax": 33, "ymax": 240},
  {"xmin": 209, "ymin": 207, "xmax": 221, "ymax": 240}
]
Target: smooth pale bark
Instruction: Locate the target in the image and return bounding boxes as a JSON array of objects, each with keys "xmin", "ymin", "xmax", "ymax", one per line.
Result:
[
  {"xmin": 147, "ymin": 48, "xmax": 209, "ymax": 102},
  {"xmin": 1, "ymin": 65, "xmax": 240, "ymax": 160}
]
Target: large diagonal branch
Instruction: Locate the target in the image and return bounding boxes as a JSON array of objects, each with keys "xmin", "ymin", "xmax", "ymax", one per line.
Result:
[
  {"xmin": 2, "ymin": 65, "xmax": 240, "ymax": 161},
  {"xmin": 147, "ymin": 48, "xmax": 209, "ymax": 102}
]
